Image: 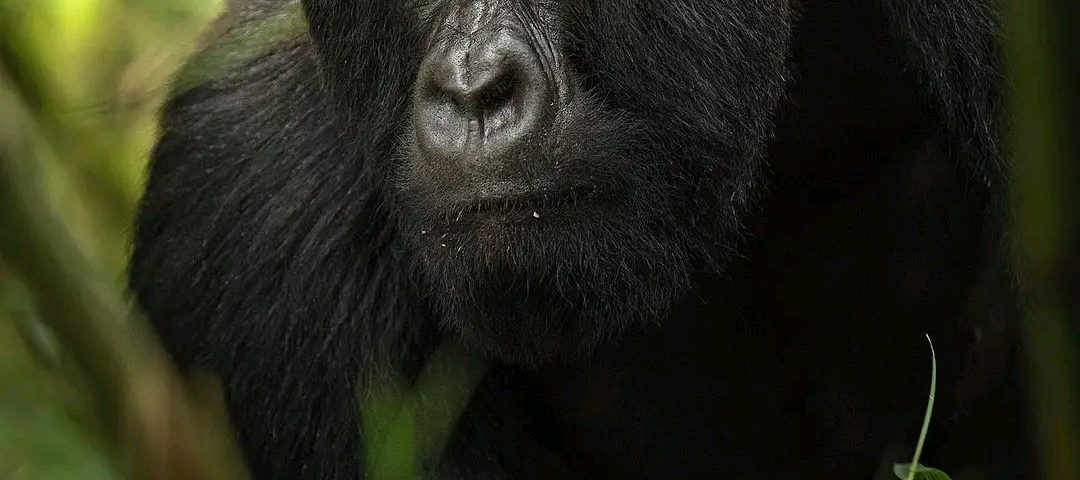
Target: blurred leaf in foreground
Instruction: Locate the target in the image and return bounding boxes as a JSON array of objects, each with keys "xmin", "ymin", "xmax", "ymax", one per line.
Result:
[
  {"xmin": 362, "ymin": 346, "xmax": 487, "ymax": 480},
  {"xmin": 1, "ymin": 0, "xmax": 251, "ymax": 478}
]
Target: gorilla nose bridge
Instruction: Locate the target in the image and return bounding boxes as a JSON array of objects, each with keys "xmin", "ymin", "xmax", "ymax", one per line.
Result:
[{"xmin": 453, "ymin": 0, "xmax": 496, "ymax": 37}]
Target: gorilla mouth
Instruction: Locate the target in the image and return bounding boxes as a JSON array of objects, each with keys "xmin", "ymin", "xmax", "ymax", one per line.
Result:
[
  {"xmin": 463, "ymin": 189, "xmax": 573, "ymax": 217},
  {"xmin": 443, "ymin": 180, "xmax": 612, "ymax": 223},
  {"xmin": 395, "ymin": 99, "xmax": 644, "ymax": 236}
]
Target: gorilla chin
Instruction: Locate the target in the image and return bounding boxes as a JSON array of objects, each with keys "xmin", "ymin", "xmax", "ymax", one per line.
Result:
[
  {"xmin": 393, "ymin": 99, "xmax": 701, "ymax": 365},
  {"xmin": 383, "ymin": 0, "xmax": 762, "ymax": 364}
]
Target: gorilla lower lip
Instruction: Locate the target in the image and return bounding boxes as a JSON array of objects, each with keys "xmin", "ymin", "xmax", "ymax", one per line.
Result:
[{"xmin": 454, "ymin": 185, "xmax": 593, "ymax": 219}]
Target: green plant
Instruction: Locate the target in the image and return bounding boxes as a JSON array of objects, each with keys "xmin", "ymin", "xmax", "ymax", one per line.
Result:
[{"xmin": 892, "ymin": 335, "xmax": 952, "ymax": 480}]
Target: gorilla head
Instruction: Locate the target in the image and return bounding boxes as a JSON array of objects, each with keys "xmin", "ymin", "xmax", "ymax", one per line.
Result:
[
  {"xmin": 136, "ymin": 0, "xmax": 1024, "ymax": 477},
  {"xmin": 302, "ymin": 0, "xmax": 793, "ymax": 363}
]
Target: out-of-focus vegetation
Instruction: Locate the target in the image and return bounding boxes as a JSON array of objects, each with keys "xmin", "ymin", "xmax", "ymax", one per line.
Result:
[
  {"xmin": 1004, "ymin": 0, "xmax": 1080, "ymax": 478},
  {"xmin": 0, "ymin": 0, "xmax": 1075, "ymax": 479},
  {"xmin": 0, "ymin": 0, "xmax": 250, "ymax": 478},
  {"xmin": 362, "ymin": 347, "xmax": 486, "ymax": 480}
]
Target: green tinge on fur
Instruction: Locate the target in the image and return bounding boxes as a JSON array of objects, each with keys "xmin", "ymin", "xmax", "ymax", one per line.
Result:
[{"xmin": 171, "ymin": 1, "xmax": 308, "ymax": 98}]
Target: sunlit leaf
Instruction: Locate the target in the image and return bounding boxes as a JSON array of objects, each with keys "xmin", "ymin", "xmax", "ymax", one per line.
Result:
[{"xmin": 893, "ymin": 463, "xmax": 953, "ymax": 480}]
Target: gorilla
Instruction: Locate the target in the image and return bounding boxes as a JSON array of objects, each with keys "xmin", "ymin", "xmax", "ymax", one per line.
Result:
[{"xmin": 131, "ymin": 0, "xmax": 1031, "ymax": 478}]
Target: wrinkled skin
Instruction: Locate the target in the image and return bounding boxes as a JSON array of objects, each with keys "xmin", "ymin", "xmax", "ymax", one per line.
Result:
[{"xmin": 132, "ymin": 0, "xmax": 1031, "ymax": 479}]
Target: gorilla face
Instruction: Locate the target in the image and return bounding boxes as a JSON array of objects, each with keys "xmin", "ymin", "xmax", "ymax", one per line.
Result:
[{"xmin": 303, "ymin": 0, "xmax": 793, "ymax": 363}]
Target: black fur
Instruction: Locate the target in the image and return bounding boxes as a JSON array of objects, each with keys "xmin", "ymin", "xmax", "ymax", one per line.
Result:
[{"xmin": 131, "ymin": 0, "xmax": 1030, "ymax": 478}]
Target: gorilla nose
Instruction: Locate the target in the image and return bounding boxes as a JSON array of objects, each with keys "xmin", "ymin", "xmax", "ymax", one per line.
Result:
[{"xmin": 414, "ymin": 31, "xmax": 550, "ymax": 163}]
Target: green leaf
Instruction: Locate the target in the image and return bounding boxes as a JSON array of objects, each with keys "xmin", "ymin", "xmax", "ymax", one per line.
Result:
[
  {"xmin": 901, "ymin": 334, "xmax": 938, "ymax": 480},
  {"xmin": 360, "ymin": 345, "xmax": 487, "ymax": 480},
  {"xmin": 893, "ymin": 463, "xmax": 953, "ymax": 480}
]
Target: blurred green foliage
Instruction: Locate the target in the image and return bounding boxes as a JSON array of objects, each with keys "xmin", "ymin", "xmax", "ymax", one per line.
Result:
[
  {"xmin": 1004, "ymin": 0, "xmax": 1080, "ymax": 478},
  {"xmin": 0, "ymin": 0, "xmax": 223, "ymax": 271},
  {"xmin": 1, "ymin": 0, "xmax": 232, "ymax": 478},
  {"xmin": 362, "ymin": 347, "xmax": 486, "ymax": 480}
]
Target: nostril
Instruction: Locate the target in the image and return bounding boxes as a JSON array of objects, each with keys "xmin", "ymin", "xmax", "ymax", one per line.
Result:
[
  {"xmin": 438, "ymin": 65, "xmax": 521, "ymax": 119},
  {"xmin": 474, "ymin": 70, "xmax": 519, "ymax": 115}
]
